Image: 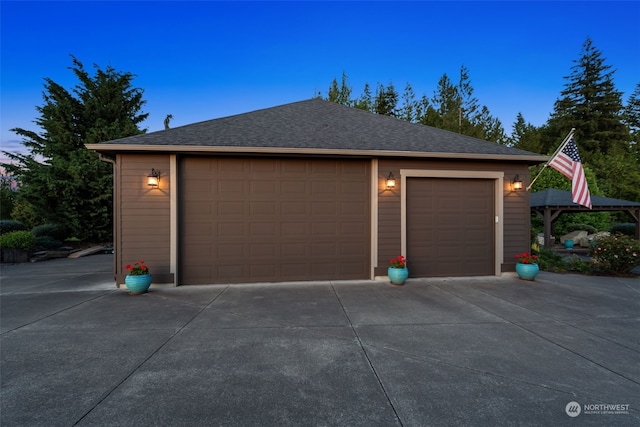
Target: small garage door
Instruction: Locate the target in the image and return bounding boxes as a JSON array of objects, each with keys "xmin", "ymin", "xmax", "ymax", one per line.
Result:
[
  {"xmin": 407, "ymin": 177, "xmax": 495, "ymax": 277},
  {"xmin": 179, "ymin": 157, "xmax": 370, "ymax": 284}
]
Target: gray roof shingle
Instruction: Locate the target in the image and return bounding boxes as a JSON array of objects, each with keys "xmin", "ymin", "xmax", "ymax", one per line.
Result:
[{"xmin": 90, "ymin": 98, "xmax": 546, "ymax": 159}]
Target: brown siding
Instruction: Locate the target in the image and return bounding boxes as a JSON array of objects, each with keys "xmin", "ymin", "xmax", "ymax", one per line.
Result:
[
  {"xmin": 377, "ymin": 159, "xmax": 531, "ymax": 275},
  {"xmin": 115, "ymin": 154, "xmax": 172, "ymax": 285}
]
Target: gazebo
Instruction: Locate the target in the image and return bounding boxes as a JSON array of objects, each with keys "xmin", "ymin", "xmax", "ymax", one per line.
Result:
[{"xmin": 530, "ymin": 189, "xmax": 640, "ymax": 249}]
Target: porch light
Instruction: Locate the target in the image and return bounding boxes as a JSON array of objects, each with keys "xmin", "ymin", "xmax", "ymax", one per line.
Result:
[
  {"xmin": 386, "ymin": 172, "xmax": 396, "ymax": 189},
  {"xmin": 148, "ymin": 169, "xmax": 160, "ymax": 187},
  {"xmin": 512, "ymin": 175, "xmax": 523, "ymax": 191}
]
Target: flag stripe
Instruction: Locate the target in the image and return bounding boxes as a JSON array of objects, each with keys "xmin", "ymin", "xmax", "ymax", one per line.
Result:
[{"xmin": 548, "ymin": 137, "xmax": 592, "ymax": 209}]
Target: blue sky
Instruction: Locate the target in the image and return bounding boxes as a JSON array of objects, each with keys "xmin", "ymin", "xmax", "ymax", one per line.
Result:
[{"xmin": 2, "ymin": 1, "xmax": 639, "ymax": 158}]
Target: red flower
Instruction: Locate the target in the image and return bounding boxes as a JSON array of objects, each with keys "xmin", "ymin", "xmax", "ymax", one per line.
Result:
[
  {"xmin": 514, "ymin": 252, "xmax": 537, "ymax": 264},
  {"xmin": 390, "ymin": 255, "xmax": 407, "ymax": 268},
  {"xmin": 125, "ymin": 261, "xmax": 150, "ymax": 276}
]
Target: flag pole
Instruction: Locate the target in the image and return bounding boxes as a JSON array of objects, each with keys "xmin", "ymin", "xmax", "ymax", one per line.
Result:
[{"xmin": 526, "ymin": 128, "xmax": 575, "ymax": 191}]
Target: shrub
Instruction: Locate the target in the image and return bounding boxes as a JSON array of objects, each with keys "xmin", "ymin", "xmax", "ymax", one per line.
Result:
[
  {"xmin": 536, "ymin": 248, "xmax": 566, "ymax": 273},
  {"xmin": 0, "ymin": 230, "xmax": 36, "ymax": 251},
  {"xmin": 0, "ymin": 220, "xmax": 26, "ymax": 235},
  {"xmin": 34, "ymin": 236, "xmax": 63, "ymax": 250},
  {"xmin": 590, "ymin": 234, "xmax": 640, "ymax": 275},
  {"xmin": 610, "ymin": 223, "xmax": 636, "ymax": 237},
  {"xmin": 566, "ymin": 223, "xmax": 597, "ymax": 234},
  {"xmin": 32, "ymin": 223, "xmax": 68, "ymax": 241},
  {"xmin": 564, "ymin": 255, "xmax": 592, "ymax": 275}
]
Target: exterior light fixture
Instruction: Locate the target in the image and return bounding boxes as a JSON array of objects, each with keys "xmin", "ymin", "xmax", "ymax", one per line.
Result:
[
  {"xmin": 148, "ymin": 169, "xmax": 160, "ymax": 187},
  {"xmin": 386, "ymin": 172, "xmax": 396, "ymax": 189},
  {"xmin": 512, "ymin": 175, "xmax": 523, "ymax": 191}
]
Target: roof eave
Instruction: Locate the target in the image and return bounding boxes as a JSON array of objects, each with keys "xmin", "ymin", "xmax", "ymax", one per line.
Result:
[{"xmin": 85, "ymin": 144, "xmax": 549, "ymax": 163}]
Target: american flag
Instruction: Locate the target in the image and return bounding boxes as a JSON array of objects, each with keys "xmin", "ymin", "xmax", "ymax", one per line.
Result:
[{"xmin": 548, "ymin": 137, "xmax": 592, "ymax": 208}]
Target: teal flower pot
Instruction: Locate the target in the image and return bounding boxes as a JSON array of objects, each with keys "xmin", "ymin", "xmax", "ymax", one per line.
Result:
[
  {"xmin": 515, "ymin": 263, "xmax": 539, "ymax": 281},
  {"xmin": 564, "ymin": 239, "xmax": 574, "ymax": 249},
  {"xmin": 125, "ymin": 274, "xmax": 152, "ymax": 294},
  {"xmin": 388, "ymin": 267, "xmax": 409, "ymax": 286}
]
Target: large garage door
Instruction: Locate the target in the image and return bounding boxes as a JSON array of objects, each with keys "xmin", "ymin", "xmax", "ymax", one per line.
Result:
[
  {"xmin": 180, "ymin": 157, "xmax": 370, "ymax": 284},
  {"xmin": 407, "ymin": 178, "xmax": 495, "ymax": 277}
]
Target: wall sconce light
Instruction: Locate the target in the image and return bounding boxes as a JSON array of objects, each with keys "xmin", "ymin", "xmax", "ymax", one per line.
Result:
[
  {"xmin": 512, "ymin": 175, "xmax": 523, "ymax": 191},
  {"xmin": 386, "ymin": 172, "xmax": 396, "ymax": 189},
  {"xmin": 148, "ymin": 168, "xmax": 160, "ymax": 187}
]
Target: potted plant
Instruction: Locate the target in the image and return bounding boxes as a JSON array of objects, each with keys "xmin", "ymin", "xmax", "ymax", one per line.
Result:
[
  {"xmin": 514, "ymin": 252, "xmax": 539, "ymax": 281},
  {"xmin": 124, "ymin": 260, "xmax": 152, "ymax": 294},
  {"xmin": 388, "ymin": 255, "xmax": 409, "ymax": 286}
]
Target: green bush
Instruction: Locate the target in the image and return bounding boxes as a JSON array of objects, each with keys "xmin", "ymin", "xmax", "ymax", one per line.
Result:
[
  {"xmin": 590, "ymin": 233, "xmax": 640, "ymax": 275},
  {"xmin": 32, "ymin": 223, "xmax": 68, "ymax": 241},
  {"xmin": 0, "ymin": 220, "xmax": 26, "ymax": 235},
  {"xmin": 566, "ymin": 223, "xmax": 598, "ymax": 234},
  {"xmin": 0, "ymin": 230, "xmax": 36, "ymax": 251},
  {"xmin": 536, "ymin": 248, "xmax": 566, "ymax": 273},
  {"xmin": 610, "ymin": 223, "xmax": 636, "ymax": 237},
  {"xmin": 34, "ymin": 236, "xmax": 63, "ymax": 250},
  {"xmin": 564, "ymin": 255, "xmax": 592, "ymax": 275}
]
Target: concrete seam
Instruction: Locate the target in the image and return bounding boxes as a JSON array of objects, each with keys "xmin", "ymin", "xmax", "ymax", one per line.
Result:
[
  {"xmin": 434, "ymin": 284, "xmax": 640, "ymax": 387},
  {"xmin": 72, "ymin": 285, "xmax": 231, "ymax": 425},
  {"xmin": 330, "ymin": 282, "xmax": 404, "ymax": 427}
]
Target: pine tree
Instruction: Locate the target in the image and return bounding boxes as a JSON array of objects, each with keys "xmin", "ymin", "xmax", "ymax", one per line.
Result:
[
  {"xmin": 327, "ymin": 71, "xmax": 352, "ymax": 106},
  {"xmin": 1, "ymin": 56, "xmax": 148, "ymax": 241},
  {"xmin": 428, "ymin": 73, "xmax": 458, "ymax": 131},
  {"xmin": 547, "ymin": 37, "xmax": 637, "ymax": 200},
  {"xmin": 624, "ymin": 82, "xmax": 640, "ymax": 162},
  {"xmin": 399, "ymin": 83, "xmax": 417, "ymax": 123},
  {"xmin": 373, "ymin": 82, "xmax": 398, "ymax": 117},
  {"xmin": 549, "ymin": 37, "xmax": 628, "ymax": 161},
  {"xmin": 353, "ymin": 83, "xmax": 373, "ymax": 112},
  {"xmin": 509, "ymin": 113, "xmax": 543, "ymax": 152}
]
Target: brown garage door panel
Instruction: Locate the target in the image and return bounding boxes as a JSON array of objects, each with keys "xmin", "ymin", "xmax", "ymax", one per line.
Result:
[
  {"xmin": 180, "ymin": 158, "xmax": 370, "ymax": 284},
  {"xmin": 407, "ymin": 177, "xmax": 494, "ymax": 277}
]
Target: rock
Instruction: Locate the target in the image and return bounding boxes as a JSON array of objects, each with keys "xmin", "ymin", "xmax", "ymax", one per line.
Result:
[{"xmin": 561, "ymin": 230, "xmax": 588, "ymax": 245}]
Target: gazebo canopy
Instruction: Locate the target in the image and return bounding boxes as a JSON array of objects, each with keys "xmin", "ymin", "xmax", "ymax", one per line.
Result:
[{"xmin": 530, "ymin": 189, "xmax": 640, "ymax": 248}]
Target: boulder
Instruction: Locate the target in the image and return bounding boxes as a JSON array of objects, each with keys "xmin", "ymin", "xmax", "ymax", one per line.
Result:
[{"xmin": 560, "ymin": 230, "xmax": 588, "ymax": 245}]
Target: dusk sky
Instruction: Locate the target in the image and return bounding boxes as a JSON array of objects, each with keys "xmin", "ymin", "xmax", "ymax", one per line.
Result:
[{"xmin": 2, "ymin": 1, "xmax": 639, "ymax": 159}]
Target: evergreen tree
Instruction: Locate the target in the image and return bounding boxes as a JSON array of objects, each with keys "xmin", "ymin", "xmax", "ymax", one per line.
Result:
[
  {"xmin": 624, "ymin": 82, "xmax": 640, "ymax": 162},
  {"xmin": 1, "ymin": 56, "xmax": 148, "ymax": 241},
  {"xmin": 373, "ymin": 82, "xmax": 399, "ymax": 117},
  {"xmin": 327, "ymin": 71, "xmax": 352, "ymax": 106},
  {"xmin": 548, "ymin": 37, "xmax": 628, "ymax": 161},
  {"xmin": 547, "ymin": 37, "xmax": 639, "ymax": 200},
  {"xmin": 458, "ymin": 65, "xmax": 480, "ymax": 135},
  {"xmin": 509, "ymin": 113, "xmax": 543, "ymax": 152},
  {"xmin": 399, "ymin": 83, "xmax": 417, "ymax": 123},
  {"xmin": 428, "ymin": 73, "xmax": 458, "ymax": 131},
  {"xmin": 476, "ymin": 106, "xmax": 508, "ymax": 145},
  {"xmin": 353, "ymin": 83, "xmax": 373, "ymax": 112}
]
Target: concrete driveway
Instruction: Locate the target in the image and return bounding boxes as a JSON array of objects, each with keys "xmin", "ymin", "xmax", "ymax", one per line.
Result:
[{"xmin": 1, "ymin": 254, "xmax": 639, "ymax": 426}]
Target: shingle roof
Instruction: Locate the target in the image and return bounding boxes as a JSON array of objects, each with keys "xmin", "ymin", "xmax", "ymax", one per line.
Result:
[
  {"xmin": 531, "ymin": 188, "xmax": 640, "ymax": 208},
  {"xmin": 89, "ymin": 98, "xmax": 546, "ymax": 160}
]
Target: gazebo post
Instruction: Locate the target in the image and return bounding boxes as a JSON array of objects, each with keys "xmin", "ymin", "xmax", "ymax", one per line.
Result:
[{"xmin": 544, "ymin": 207, "xmax": 552, "ymax": 249}]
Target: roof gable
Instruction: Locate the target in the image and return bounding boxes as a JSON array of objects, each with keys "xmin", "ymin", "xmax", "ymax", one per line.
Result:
[{"xmin": 88, "ymin": 98, "xmax": 546, "ymax": 160}]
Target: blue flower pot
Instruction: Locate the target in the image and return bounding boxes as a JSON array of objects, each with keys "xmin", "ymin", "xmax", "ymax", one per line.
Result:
[
  {"xmin": 125, "ymin": 274, "xmax": 152, "ymax": 294},
  {"xmin": 564, "ymin": 239, "xmax": 574, "ymax": 249},
  {"xmin": 388, "ymin": 267, "xmax": 409, "ymax": 286},
  {"xmin": 515, "ymin": 263, "xmax": 539, "ymax": 281}
]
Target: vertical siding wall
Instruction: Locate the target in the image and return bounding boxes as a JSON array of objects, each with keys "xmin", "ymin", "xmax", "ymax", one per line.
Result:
[
  {"xmin": 376, "ymin": 158, "xmax": 531, "ymax": 275},
  {"xmin": 115, "ymin": 154, "xmax": 172, "ymax": 285}
]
